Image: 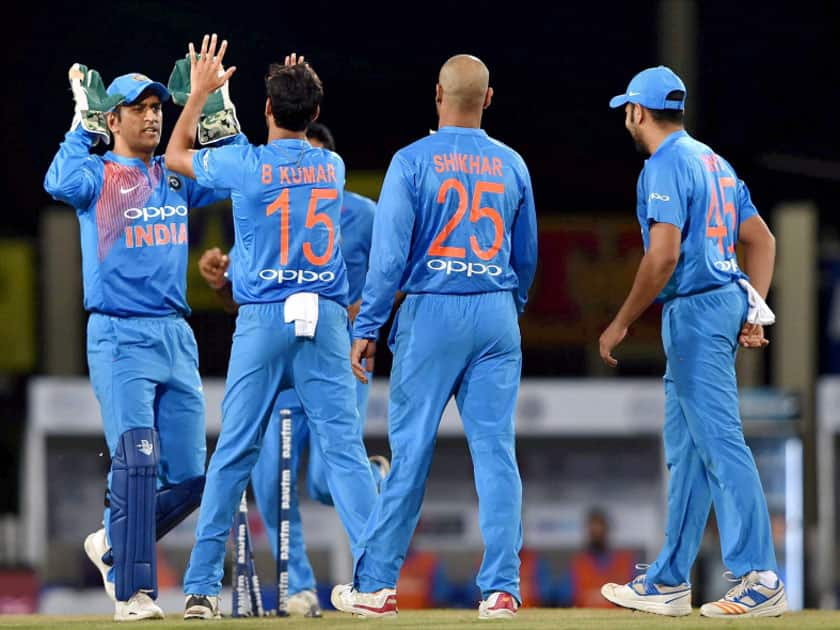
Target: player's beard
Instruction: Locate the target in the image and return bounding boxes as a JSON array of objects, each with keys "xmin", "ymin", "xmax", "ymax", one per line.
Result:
[
  {"xmin": 628, "ymin": 127, "xmax": 649, "ymax": 157},
  {"xmin": 633, "ymin": 140, "xmax": 649, "ymax": 157}
]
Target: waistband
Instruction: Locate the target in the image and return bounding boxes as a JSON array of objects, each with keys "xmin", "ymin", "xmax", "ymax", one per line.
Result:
[
  {"xmin": 664, "ymin": 281, "xmax": 743, "ymax": 304},
  {"xmin": 237, "ymin": 296, "xmax": 344, "ymax": 315},
  {"xmin": 404, "ymin": 290, "xmax": 511, "ymax": 300},
  {"xmin": 88, "ymin": 311, "xmax": 183, "ymax": 321}
]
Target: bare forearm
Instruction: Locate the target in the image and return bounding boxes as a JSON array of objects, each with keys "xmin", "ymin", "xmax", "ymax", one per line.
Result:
[
  {"xmin": 165, "ymin": 93, "xmax": 205, "ymax": 176},
  {"xmin": 741, "ymin": 239, "xmax": 775, "ymax": 299},
  {"xmin": 614, "ymin": 253, "xmax": 676, "ymax": 327},
  {"xmin": 215, "ymin": 281, "xmax": 239, "ymax": 314}
]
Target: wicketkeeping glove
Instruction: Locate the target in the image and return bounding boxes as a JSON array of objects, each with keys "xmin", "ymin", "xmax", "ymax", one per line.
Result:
[
  {"xmin": 68, "ymin": 63, "xmax": 125, "ymax": 145},
  {"xmin": 167, "ymin": 57, "xmax": 241, "ymax": 145}
]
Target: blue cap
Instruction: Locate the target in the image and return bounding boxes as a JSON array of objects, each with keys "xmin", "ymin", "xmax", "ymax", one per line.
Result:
[
  {"xmin": 106, "ymin": 73, "xmax": 170, "ymax": 109},
  {"xmin": 609, "ymin": 66, "xmax": 686, "ymax": 110}
]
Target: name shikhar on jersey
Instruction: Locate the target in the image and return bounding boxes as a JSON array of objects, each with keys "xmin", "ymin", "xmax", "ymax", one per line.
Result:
[{"xmin": 353, "ymin": 126, "xmax": 539, "ymax": 341}]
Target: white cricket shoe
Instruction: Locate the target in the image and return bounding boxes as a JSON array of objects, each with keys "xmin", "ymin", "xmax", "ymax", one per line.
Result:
[
  {"xmin": 700, "ymin": 571, "xmax": 787, "ymax": 618},
  {"xmin": 84, "ymin": 528, "xmax": 115, "ymax": 602},
  {"xmin": 601, "ymin": 573, "xmax": 692, "ymax": 616},
  {"xmin": 478, "ymin": 591, "xmax": 518, "ymax": 619},
  {"xmin": 330, "ymin": 583, "xmax": 398, "ymax": 617},
  {"xmin": 288, "ymin": 589, "xmax": 322, "ymax": 617},
  {"xmin": 184, "ymin": 594, "xmax": 221, "ymax": 620},
  {"xmin": 114, "ymin": 591, "xmax": 165, "ymax": 622}
]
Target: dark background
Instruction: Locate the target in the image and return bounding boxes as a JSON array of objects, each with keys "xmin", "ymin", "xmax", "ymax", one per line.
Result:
[
  {"xmin": 9, "ymin": 1, "xmax": 840, "ymax": 239},
  {"xmin": 2, "ymin": 1, "xmax": 839, "ymax": 515}
]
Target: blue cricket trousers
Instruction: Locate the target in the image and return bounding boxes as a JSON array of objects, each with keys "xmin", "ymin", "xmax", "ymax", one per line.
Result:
[
  {"xmin": 250, "ymin": 370, "xmax": 370, "ymax": 596},
  {"xmin": 354, "ymin": 291, "xmax": 524, "ymax": 602},
  {"xmin": 183, "ymin": 299, "xmax": 377, "ymax": 595},
  {"xmin": 646, "ymin": 283, "xmax": 777, "ymax": 585},
  {"xmin": 86, "ymin": 314, "xmax": 206, "ymax": 543}
]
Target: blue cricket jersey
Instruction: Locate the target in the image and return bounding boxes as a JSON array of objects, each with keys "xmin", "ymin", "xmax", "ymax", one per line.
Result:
[
  {"xmin": 44, "ymin": 126, "xmax": 230, "ymax": 317},
  {"xmin": 340, "ymin": 191, "xmax": 375, "ymax": 304},
  {"xmin": 225, "ymin": 189, "xmax": 373, "ymax": 302},
  {"xmin": 353, "ymin": 126, "xmax": 538, "ymax": 340},
  {"xmin": 193, "ymin": 139, "xmax": 349, "ymax": 306},
  {"xmin": 637, "ymin": 130, "xmax": 759, "ymax": 302}
]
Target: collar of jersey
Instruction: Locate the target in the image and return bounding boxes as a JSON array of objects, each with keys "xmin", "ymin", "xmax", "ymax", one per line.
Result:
[
  {"xmin": 436, "ymin": 126, "xmax": 488, "ymax": 137},
  {"xmin": 104, "ymin": 151, "xmax": 159, "ymax": 169},
  {"xmin": 269, "ymin": 138, "xmax": 311, "ymax": 148},
  {"xmin": 650, "ymin": 129, "xmax": 688, "ymax": 158}
]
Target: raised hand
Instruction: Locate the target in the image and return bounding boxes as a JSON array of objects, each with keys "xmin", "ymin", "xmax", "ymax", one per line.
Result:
[
  {"xmin": 68, "ymin": 63, "xmax": 125, "ymax": 145},
  {"xmin": 284, "ymin": 52, "xmax": 306, "ymax": 67},
  {"xmin": 188, "ymin": 34, "xmax": 236, "ymax": 98}
]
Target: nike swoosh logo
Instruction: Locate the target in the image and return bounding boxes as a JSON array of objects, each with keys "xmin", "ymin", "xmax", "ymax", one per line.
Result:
[
  {"xmin": 628, "ymin": 91, "xmax": 641, "ymax": 96},
  {"xmin": 120, "ymin": 183, "xmax": 141, "ymax": 194}
]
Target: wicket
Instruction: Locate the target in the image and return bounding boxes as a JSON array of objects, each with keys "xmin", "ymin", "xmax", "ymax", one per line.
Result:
[{"xmin": 230, "ymin": 408, "xmax": 293, "ymax": 618}]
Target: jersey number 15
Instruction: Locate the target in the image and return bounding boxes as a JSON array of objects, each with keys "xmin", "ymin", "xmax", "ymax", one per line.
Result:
[{"xmin": 266, "ymin": 188, "xmax": 337, "ymax": 266}]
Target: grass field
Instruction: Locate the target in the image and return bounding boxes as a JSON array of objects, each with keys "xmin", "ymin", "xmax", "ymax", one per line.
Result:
[{"xmin": 1, "ymin": 610, "xmax": 839, "ymax": 629}]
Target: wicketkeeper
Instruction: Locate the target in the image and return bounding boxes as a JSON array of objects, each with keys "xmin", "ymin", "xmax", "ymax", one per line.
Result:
[{"xmin": 44, "ymin": 61, "xmax": 244, "ymax": 621}]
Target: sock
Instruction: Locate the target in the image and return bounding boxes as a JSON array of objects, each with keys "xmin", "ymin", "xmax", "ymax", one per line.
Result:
[{"xmin": 757, "ymin": 570, "xmax": 778, "ymax": 585}]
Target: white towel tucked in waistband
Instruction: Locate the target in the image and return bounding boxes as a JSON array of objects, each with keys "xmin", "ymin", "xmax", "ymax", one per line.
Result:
[
  {"xmin": 737, "ymin": 279, "xmax": 775, "ymax": 326},
  {"xmin": 284, "ymin": 292, "xmax": 319, "ymax": 338}
]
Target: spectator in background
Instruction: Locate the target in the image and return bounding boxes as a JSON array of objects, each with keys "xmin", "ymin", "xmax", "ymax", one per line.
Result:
[{"xmin": 557, "ymin": 509, "xmax": 637, "ymax": 608}]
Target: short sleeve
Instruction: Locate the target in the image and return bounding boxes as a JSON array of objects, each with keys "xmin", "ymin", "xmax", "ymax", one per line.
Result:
[
  {"xmin": 736, "ymin": 179, "xmax": 759, "ymax": 224},
  {"xmin": 641, "ymin": 158, "xmax": 689, "ymax": 230},
  {"xmin": 192, "ymin": 144, "xmax": 249, "ymax": 190}
]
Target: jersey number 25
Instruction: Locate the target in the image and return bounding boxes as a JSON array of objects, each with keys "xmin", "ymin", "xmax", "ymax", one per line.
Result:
[{"xmin": 429, "ymin": 179, "xmax": 505, "ymax": 261}]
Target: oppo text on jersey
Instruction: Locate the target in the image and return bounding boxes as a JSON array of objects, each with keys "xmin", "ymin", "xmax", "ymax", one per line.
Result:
[
  {"xmin": 123, "ymin": 205, "xmax": 188, "ymax": 222},
  {"xmin": 258, "ymin": 268, "xmax": 337, "ymax": 284},
  {"xmin": 426, "ymin": 258, "xmax": 503, "ymax": 277}
]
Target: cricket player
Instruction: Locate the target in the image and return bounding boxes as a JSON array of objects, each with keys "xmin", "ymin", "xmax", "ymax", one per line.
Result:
[
  {"xmin": 164, "ymin": 35, "xmax": 378, "ymax": 620},
  {"xmin": 331, "ymin": 54, "xmax": 538, "ymax": 619},
  {"xmin": 44, "ymin": 64, "xmax": 241, "ymax": 620},
  {"xmin": 598, "ymin": 66, "xmax": 786, "ymax": 618},
  {"xmin": 197, "ymin": 122, "xmax": 387, "ymax": 617}
]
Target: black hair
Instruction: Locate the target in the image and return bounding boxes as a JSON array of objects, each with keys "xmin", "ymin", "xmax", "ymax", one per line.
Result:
[
  {"xmin": 306, "ymin": 121, "xmax": 335, "ymax": 151},
  {"xmin": 265, "ymin": 63, "xmax": 323, "ymax": 132},
  {"xmin": 647, "ymin": 90, "xmax": 685, "ymax": 124},
  {"xmin": 111, "ymin": 88, "xmax": 162, "ymax": 120}
]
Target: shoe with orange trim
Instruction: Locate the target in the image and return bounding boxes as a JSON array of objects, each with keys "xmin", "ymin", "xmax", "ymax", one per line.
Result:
[
  {"xmin": 700, "ymin": 570, "xmax": 787, "ymax": 618},
  {"xmin": 478, "ymin": 591, "xmax": 518, "ymax": 619}
]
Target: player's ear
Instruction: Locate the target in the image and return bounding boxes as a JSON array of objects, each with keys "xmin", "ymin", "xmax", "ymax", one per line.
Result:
[
  {"xmin": 107, "ymin": 110, "xmax": 120, "ymax": 134},
  {"xmin": 435, "ymin": 83, "xmax": 443, "ymax": 105},
  {"xmin": 264, "ymin": 97, "xmax": 271, "ymax": 119},
  {"xmin": 483, "ymin": 86, "xmax": 493, "ymax": 110},
  {"xmin": 311, "ymin": 105, "xmax": 320, "ymax": 123}
]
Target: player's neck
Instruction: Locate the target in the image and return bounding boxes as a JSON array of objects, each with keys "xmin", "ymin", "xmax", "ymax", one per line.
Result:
[
  {"xmin": 646, "ymin": 125, "xmax": 683, "ymax": 155},
  {"xmin": 268, "ymin": 126, "xmax": 307, "ymax": 143},
  {"xmin": 112, "ymin": 144, "xmax": 154, "ymax": 166},
  {"xmin": 438, "ymin": 109, "xmax": 483, "ymax": 130}
]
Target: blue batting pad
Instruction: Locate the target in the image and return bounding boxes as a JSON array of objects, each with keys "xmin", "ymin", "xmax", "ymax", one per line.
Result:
[
  {"xmin": 110, "ymin": 427, "xmax": 159, "ymax": 601},
  {"xmin": 156, "ymin": 475, "xmax": 205, "ymax": 539}
]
